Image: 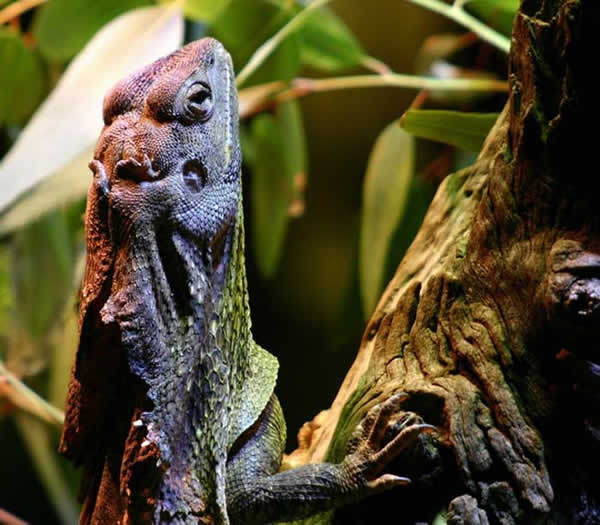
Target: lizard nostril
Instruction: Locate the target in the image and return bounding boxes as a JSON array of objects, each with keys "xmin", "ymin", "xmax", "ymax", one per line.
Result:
[
  {"xmin": 115, "ymin": 154, "xmax": 160, "ymax": 182},
  {"xmin": 182, "ymin": 160, "xmax": 207, "ymax": 193}
]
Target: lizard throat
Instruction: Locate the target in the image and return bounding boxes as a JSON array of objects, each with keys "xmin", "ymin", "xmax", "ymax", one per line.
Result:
[{"xmin": 101, "ymin": 201, "xmax": 251, "ymax": 522}]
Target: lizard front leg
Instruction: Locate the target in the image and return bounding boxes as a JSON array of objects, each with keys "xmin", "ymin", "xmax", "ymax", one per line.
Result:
[{"xmin": 226, "ymin": 393, "xmax": 434, "ymax": 524}]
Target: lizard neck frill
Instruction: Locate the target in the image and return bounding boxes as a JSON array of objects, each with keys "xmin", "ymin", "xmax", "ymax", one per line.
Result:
[{"xmin": 100, "ymin": 191, "xmax": 251, "ymax": 524}]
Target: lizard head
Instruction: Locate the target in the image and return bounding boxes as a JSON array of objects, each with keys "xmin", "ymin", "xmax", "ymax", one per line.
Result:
[{"xmin": 90, "ymin": 37, "xmax": 241, "ymax": 245}]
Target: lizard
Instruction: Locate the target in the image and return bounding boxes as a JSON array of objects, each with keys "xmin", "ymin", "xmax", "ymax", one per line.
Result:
[{"xmin": 58, "ymin": 37, "xmax": 433, "ymax": 525}]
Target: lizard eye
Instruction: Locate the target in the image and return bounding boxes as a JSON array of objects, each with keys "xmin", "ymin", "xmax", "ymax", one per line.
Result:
[{"xmin": 183, "ymin": 82, "xmax": 213, "ymax": 122}]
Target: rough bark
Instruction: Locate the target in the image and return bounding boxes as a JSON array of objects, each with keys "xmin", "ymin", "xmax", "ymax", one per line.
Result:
[{"xmin": 286, "ymin": 1, "xmax": 600, "ymax": 523}]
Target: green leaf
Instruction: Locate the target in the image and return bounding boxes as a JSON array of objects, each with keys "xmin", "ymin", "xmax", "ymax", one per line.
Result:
[
  {"xmin": 0, "ymin": 6, "xmax": 183, "ymax": 227},
  {"xmin": 414, "ymin": 33, "xmax": 472, "ymax": 75},
  {"xmin": 466, "ymin": 0, "xmax": 518, "ymax": 37},
  {"xmin": 400, "ymin": 110, "xmax": 499, "ymax": 152},
  {"xmin": 15, "ymin": 414, "xmax": 79, "ymax": 524},
  {"xmin": 0, "ymin": 28, "xmax": 46, "ymax": 126},
  {"xmin": 247, "ymin": 33, "xmax": 301, "ymax": 87},
  {"xmin": 384, "ymin": 176, "xmax": 436, "ymax": 290},
  {"xmin": 251, "ymin": 100, "xmax": 306, "ymax": 278},
  {"xmin": 11, "ymin": 211, "xmax": 75, "ymax": 340},
  {"xmin": 34, "ymin": 0, "xmax": 152, "ymax": 62},
  {"xmin": 0, "ymin": 245, "xmax": 12, "ymax": 339},
  {"xmin": 360, "ymin": 123, "xmax": 415, "ymax": 318},
  {"xmin": 0, "ymin": 147, "xmax": 93, "ymax": 235},
  {"xmin": 280, "ymin": 100, "xmax": 307, "ymax": 191},
  {"xmin": 210, "ymin": 0, "xmax": 301, "ymax": 85},
  {"xmin": 210, "ymin": 0, "xmax": 289, "ymax": 65},
  {"xmin": 184, "ymin": 0, "xmax": 231, "ymax": 23},
  {"xmin": 240, "ymin": 123, "xmax": 257, "ymax": 166},
  {"xmin": 432, "ymin": 509, "xmax": 448, "ymax": 525},
  {"xmin": 297, "ymin": 7, "xmax": 363, "ymax": 71},
  {"xmin": 48, "ymin": 294, "xmax": 79, "ymax": 410}
]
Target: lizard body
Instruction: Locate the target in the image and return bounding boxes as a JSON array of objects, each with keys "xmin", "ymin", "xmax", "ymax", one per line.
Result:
[{"xmin": 59, "ymin": 38, "xmax": 431, "ymax": 524}]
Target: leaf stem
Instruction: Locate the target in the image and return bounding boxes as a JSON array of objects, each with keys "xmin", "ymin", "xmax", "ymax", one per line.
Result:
[
  {"xmin": 407, "ymin": 0, "xmax": 511, "ymax": 54},
  {"xmin": 236, "ymin": 0, "xmax": 331, "ymax": 87},
  {"xmin": 360, "ymin": 55, "xmax": 393, "ymax": 75},
  {"xmin": 0, "ymin": 508, "xmax": 28, "ymax": 525},
  {"xmin": 290, "ymin": 74, "xmax": 508, "ymax": 93},
  {"xmin": 15, "ymin": 414, "xmax": 79, "ymax": 525},
  {"xmin": 0, "ymin": 0, "xmax": 47, "ymax": 25},
  {"xmin": 0, "ymin": 360, "xmax": 65, "ymax": 427},
  {"xmin": 238, "ymin": 74, "xmax": 508, "ymax": 118}
]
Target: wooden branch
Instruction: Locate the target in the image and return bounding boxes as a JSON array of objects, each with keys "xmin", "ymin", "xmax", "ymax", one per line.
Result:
[{"xmin": 288, "ymin": 1, "xmax": 600, "ymax": 522}]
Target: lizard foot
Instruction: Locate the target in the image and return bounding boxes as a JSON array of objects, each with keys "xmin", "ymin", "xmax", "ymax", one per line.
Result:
[{"xmin": 343, "ymin": 393, "xmax": 436, "ymax": 496}]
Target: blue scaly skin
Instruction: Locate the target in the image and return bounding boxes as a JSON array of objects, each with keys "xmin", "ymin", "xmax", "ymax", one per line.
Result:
[{"xmin": 59, "ymin": 38, "xmax": 433, "ymax": 524}]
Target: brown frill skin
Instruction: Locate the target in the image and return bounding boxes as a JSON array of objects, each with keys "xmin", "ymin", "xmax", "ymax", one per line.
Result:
[{"xmin": 287, "ymin": 1, "xmax": 600, "ymax": 523}]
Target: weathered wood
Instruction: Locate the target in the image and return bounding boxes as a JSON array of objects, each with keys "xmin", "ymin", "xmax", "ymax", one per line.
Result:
[{"xmin": 287, "ymin": 1, "xmax": 600, "ymax": 522}]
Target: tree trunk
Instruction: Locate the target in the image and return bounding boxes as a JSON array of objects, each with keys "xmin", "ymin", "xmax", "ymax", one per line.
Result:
[{"xmin": 286, "ymin": 0, "xmax": 600, "ymax": 523}]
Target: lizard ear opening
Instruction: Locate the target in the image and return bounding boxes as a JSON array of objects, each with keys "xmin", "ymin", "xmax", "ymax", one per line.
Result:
[{"xmin": 182, "ymin": 159, "xmax": 207, "ymax": 193}]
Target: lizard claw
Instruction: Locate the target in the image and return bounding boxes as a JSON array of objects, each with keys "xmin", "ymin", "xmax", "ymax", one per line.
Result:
[
  {"xmin": 373, "ymin": 423, "xmax": 436, "ymax": 466},
  {"xmin": 343, "ymin": 393, "xmax": 436, "ymax": 497},
  {"xmin": 347, "ymin": 393, "xmax": 409, "ymax": 454},
  {"xmin": 366, "ymin": 473, "xmax": 411, "ymax": 494},
  {"xmin": 366, "ymin": 392, "xmax": 410, "ymax": 446}
]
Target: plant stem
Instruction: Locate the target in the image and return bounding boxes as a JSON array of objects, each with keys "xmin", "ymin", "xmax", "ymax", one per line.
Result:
[
  {"xmin": 290, "ymin": 74, "xmax": 508, "ymax": 93},
  {"xmin": 407, "ymin": 0, "xmax": 510, "ymax": 53},
  {"xmin": 360, "ymin": 55, "xmax": 393, "ymax": 75},
  {"xmin": 15, "ymin": 414, "xmax": 79, "ymax": 525},
  {"xmin": 238, "ymin": 74, "xmax": 508, "ymax": 118},
  {"xmin": 0, "ymin": 508, "xmax": 28, "ymax": 525},
  {"xmin": 236, "ymin": 0, "xmax": 331, "ymax": 87},
  {"xmin": 0, "ymin": 0, "xmax": 47, "ymax": 25},
  {"xmin": 0, "ymin": 360, "xmax": 65, "ymax": 427}
]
